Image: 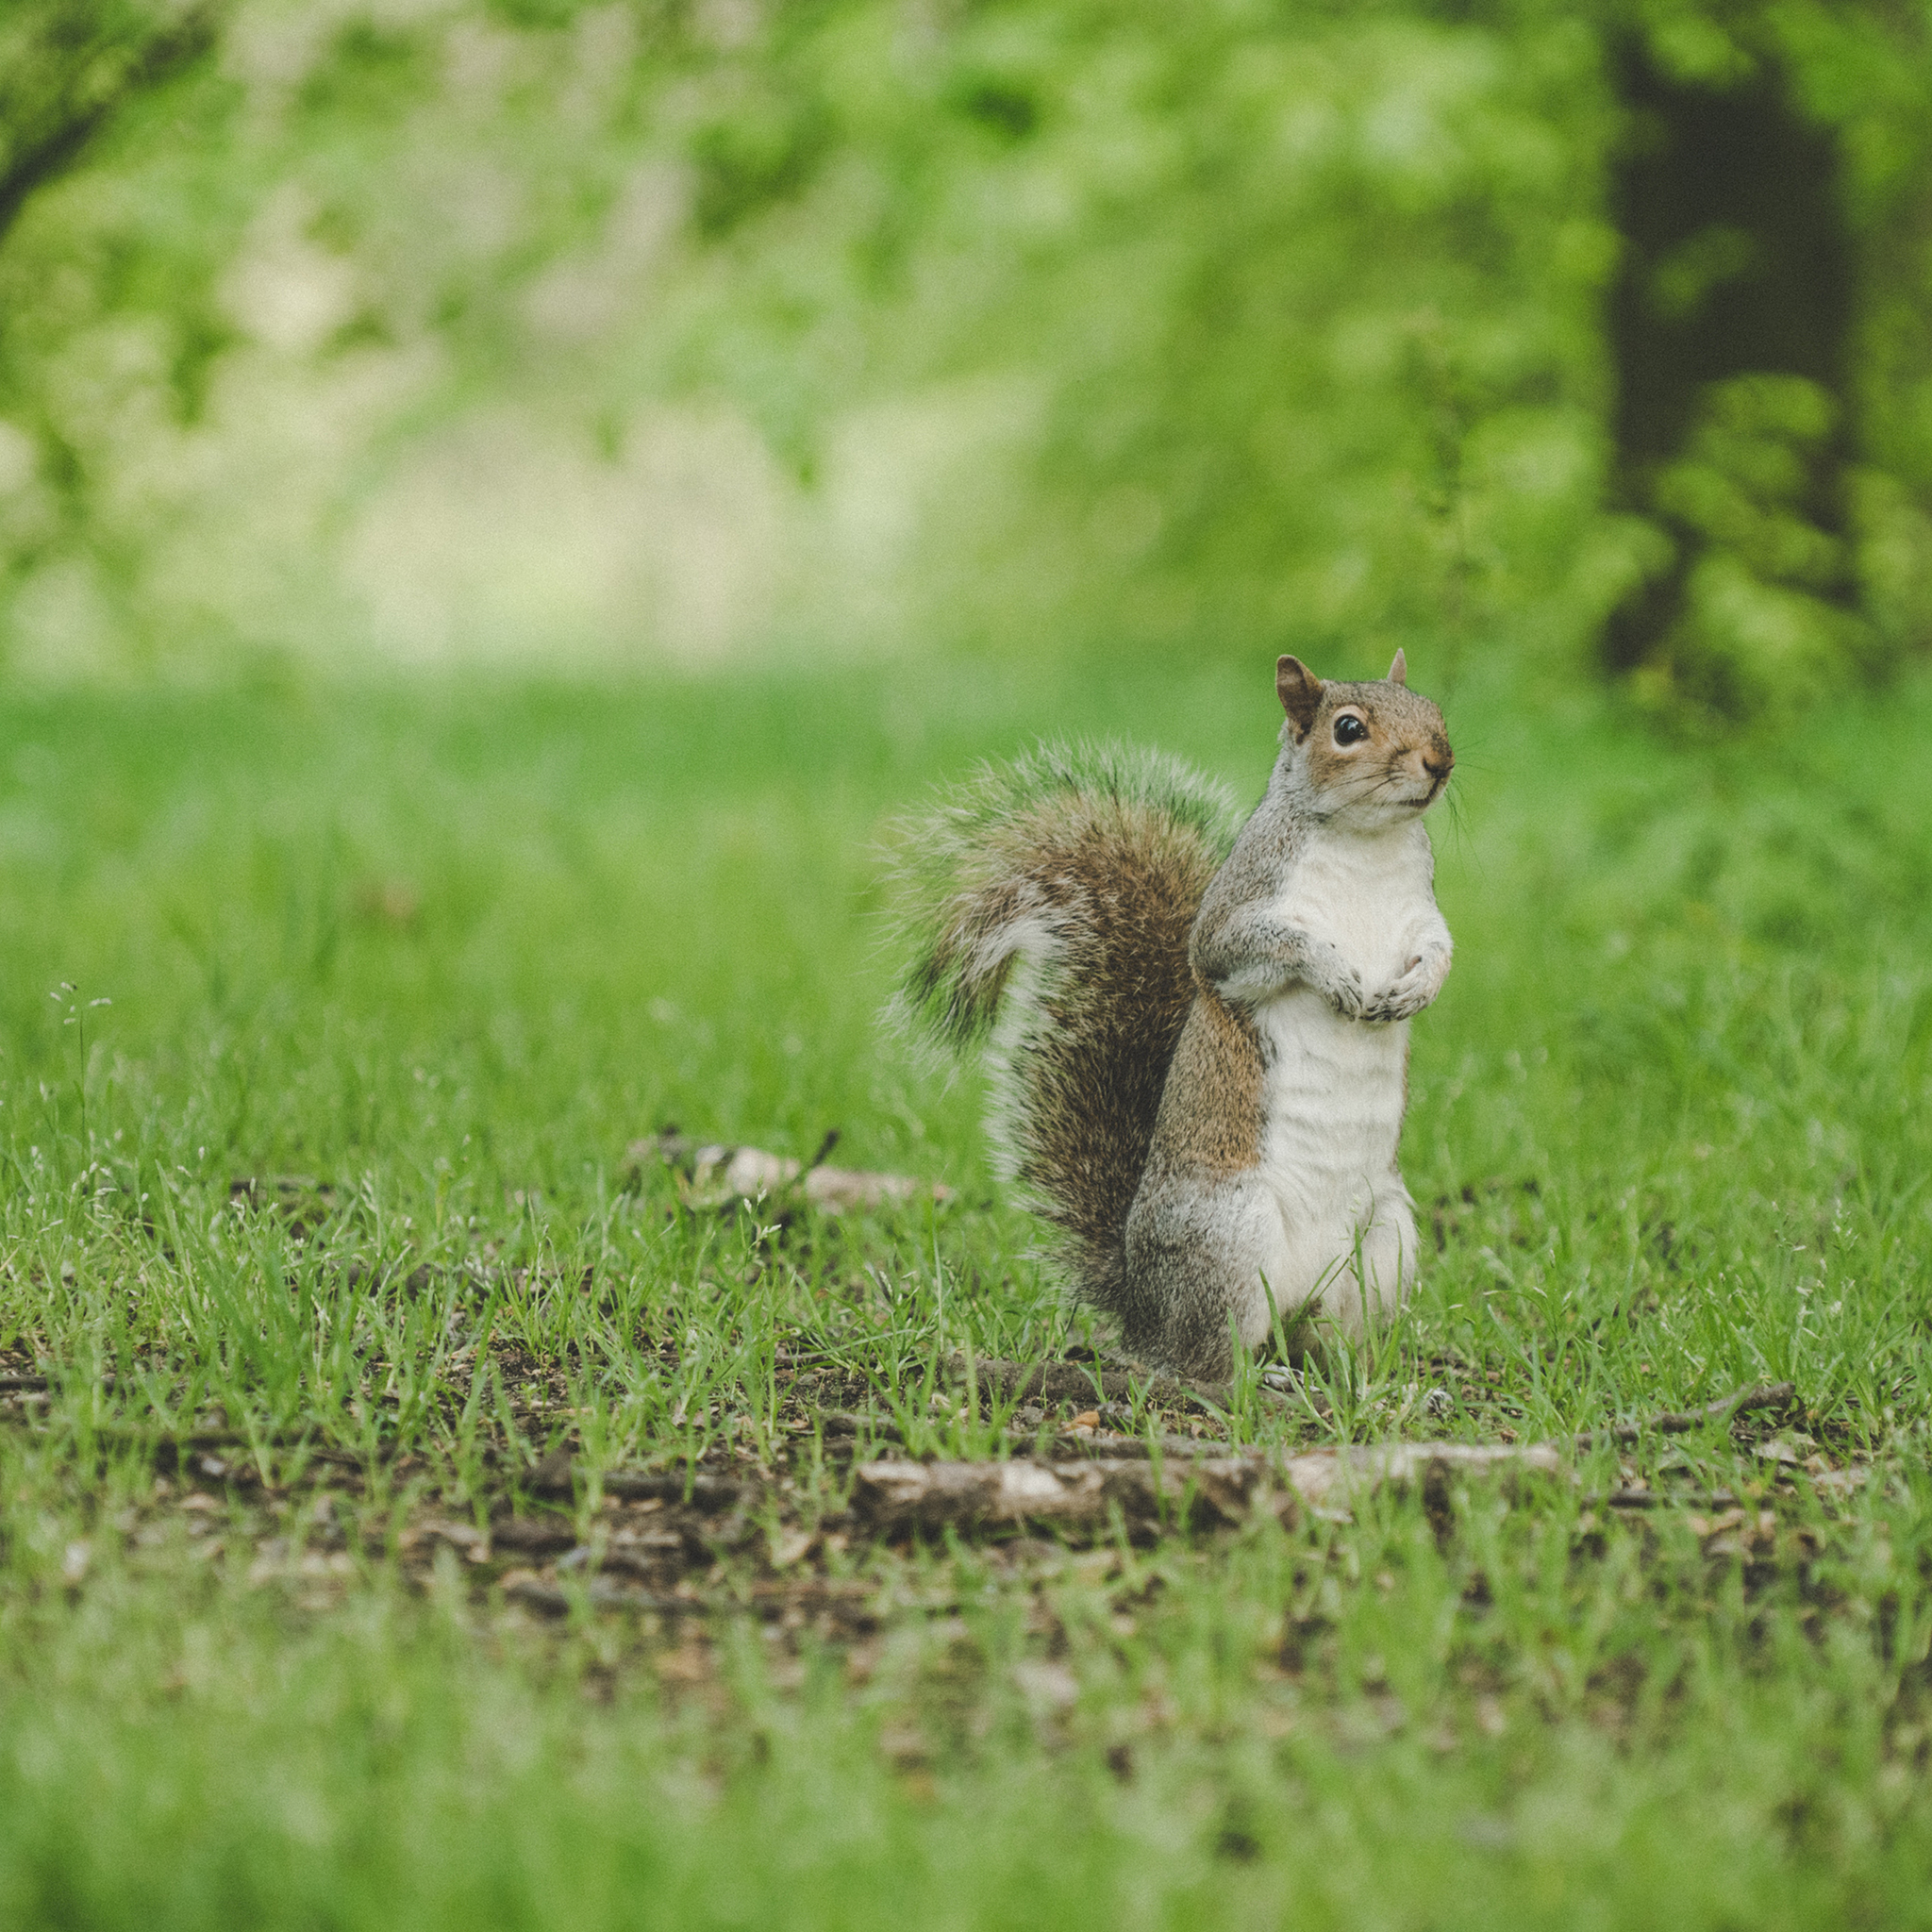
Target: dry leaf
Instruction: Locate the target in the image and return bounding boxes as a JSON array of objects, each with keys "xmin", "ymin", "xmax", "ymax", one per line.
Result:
[{"xmin": 632, "ymin": 1135, "xmax": 951, "ymax": 1215}]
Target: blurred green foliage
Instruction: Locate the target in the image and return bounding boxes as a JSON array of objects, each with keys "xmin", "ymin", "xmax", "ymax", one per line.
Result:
[
  {"xmin": 0, "ymin": 1, "xmax": 215, "ymax": 234},
  {"xmin": 0, "ymin": 0, "xmax": 1925, "ymax": 712}
]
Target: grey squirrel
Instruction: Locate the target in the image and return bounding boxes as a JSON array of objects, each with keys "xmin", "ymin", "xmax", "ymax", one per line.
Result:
[{"xmin": 891, "ymin": 652, "xmax": 1454, "ymax": 1380}]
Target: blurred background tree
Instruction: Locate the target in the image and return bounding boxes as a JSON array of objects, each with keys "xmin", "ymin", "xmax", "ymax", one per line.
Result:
[
  {"xmin": 0, "ymin": 2, "xmax": 221, "ymax": 244},
  {"xmin": 0, "ymin": 0, "xmax": 228, "ymax": 649},
  {"xmin": 1602, "ymin": 6, "xmax": 1932, "ymax": 722},
  {"xmin": 0, "ymin": 0, "xmax": 1924, "ymax": 717}
]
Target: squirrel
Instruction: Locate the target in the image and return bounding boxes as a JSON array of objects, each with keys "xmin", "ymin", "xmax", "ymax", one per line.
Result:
[{"xmin": 891, "ymin": 651, "xmax": 1454, "ymax": 1381}]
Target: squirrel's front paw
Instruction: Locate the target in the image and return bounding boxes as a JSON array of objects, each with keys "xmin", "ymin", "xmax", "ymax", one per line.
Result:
[
  {"xmin": 1364, "ymin": 950, "xmax": 1447, "ymax": 1024},
  {"xmin": 1324, "ymin": 965, "xmax": 1367, "ymax": 1020},
  {"xmin": 1361, "ymin": 987, "xmax": 1422, "ymax": 1024}
]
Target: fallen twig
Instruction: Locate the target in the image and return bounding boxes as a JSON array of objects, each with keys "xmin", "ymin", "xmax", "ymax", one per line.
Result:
[
  {"xmin": 1057, "ymin": 1431, "xmax": 1226, "ymax": 1461},
  {"xmin": 601, "ymin": 1471, "xmax": 743, "ymax": 1509},
  {"xmin": 1584, "ymin": 1489, "xmax": 1739, "ymax": 1512},
  {"xmin": 854, "ymin": 1383, "xmax": 1800, "ymax": 1530},
  {"xmin": 847, "ymin": 1385, "xmax": 1799, "ymax": 1536},
  {"xmin": 852, "ymin": 1434, "xmax": 1572, "ymax": 1533},
  {"xmin": 1278, "ymin": 1439, "xmax": 1562, "ymax": 1510},
  {"xmin": 1573, "ymin": 1382, "xmax": 1794, "ymax": 1451},
  {"xmin": 524, "ymin": 1456, "xmax": 744, "ymax": 1509},
  {"xmin": 852, "ymin": 1437, "xmax": 1569, "ymax": 1534},
  {"xmin": 853, "ymin": 1455, "xmax": 1267, "ymax": 1532},
  {"xmin": 817, "ymin": 1410, "xmax": 906, "ymax": 1443},
  {"xmin": 502, "ymin": 1575, "xmax": 700, "ymax": 1618}
]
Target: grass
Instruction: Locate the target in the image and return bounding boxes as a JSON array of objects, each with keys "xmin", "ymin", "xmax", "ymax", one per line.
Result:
[{"xmin": 3, "ymin": 647, "xmax": 1932, "ymax": 1927}]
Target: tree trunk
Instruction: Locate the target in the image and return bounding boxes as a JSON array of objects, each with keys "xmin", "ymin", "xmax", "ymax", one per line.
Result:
[{"xmin": 1605, "ymin": 42, "xmax": 1857, "ymax": 679}]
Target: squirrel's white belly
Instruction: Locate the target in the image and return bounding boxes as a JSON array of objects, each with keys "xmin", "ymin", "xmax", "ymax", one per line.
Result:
[
  {"xmin": 1276, "ymin": 823, "xmax": 1426, "ymax": 989},
  {"xmin": 1246, "ymin": 826, "xmax": 1431, "ymax": 1328},
  {"xmin": 1251, "ymin": 991, "xmax": 1413, "ymax": 1325}
]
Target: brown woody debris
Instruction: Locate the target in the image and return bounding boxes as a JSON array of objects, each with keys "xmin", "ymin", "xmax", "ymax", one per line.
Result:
[
  {"xmin": 853, "ymin": 1455, "xmax": 1266, "ymax": 1532},
  {"xmin": 632, "ymin": 1132, "xmax": 952, "ymax": 1214}
]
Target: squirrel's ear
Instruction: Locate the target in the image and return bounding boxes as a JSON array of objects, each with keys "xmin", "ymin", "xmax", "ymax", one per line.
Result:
[
  {"xmin": 1276, "ymin": 656, "xmax": 1324, "ymax": 739},
  {"xmin": 1387, "ymin": 649, "xmax": 1407, "ymax": 686}
]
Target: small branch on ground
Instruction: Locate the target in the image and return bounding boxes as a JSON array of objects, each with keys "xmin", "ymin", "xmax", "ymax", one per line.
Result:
[
  {"xmin": 1278, "ymin": 1440, "xmax": 1561, "ymax": 1511},
  {"xmin": 816, "ymin": 1411, "xmax": 905, "ymax": 1442},
  {"xmin": 852, "ymin": 1438, "xmax": 1565, "ymax": 1532},
  {"xmin": 1573, "ymin": 1382, "xmax": 1795, "ymax": 1451},
  {"xmin": 846, "ymin": 1379, "xmax": 1802, "ymax": 1533},
  {"xmin": 852, "ymin": 1454, "xmax": 1268, "ymax": 1533},
  {"xmin": 524, "ymin": 1454, "xmax": 741, "ymax": 1509}
]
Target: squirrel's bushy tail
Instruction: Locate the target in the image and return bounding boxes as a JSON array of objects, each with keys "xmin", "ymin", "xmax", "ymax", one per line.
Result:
[{"xmin": 889, "ymin": 741, "xmax": 1242, "ymax": 1312}]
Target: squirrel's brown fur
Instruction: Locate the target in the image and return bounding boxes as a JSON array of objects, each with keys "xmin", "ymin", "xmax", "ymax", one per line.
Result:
[
  {"xmin": 891, "ymin": 661, "xmax": 1452, "ymax": 1377},
  {"xmin": 889, "ymin": 743, "xmax": 1241, "ymax": 1316}
]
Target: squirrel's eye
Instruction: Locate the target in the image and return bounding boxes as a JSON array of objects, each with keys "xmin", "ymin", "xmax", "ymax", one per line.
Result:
[{"xmin": 1333, "ymin": 714, "xmax": 1368, "ymax": 746}]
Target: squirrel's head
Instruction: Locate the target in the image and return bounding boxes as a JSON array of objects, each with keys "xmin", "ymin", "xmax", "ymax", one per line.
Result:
[{"xmin": 1275, "ymin": 650, "xmax": 1454, "ymax": 827}]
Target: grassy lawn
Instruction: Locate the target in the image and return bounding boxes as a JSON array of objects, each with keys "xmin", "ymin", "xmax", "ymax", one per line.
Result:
[{"xmin": 2, "ymin": 650, "xmax": 1931, "ymax": 1927}]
